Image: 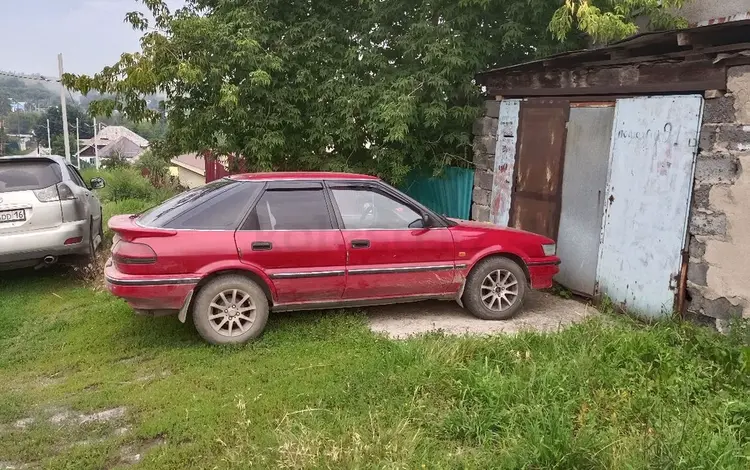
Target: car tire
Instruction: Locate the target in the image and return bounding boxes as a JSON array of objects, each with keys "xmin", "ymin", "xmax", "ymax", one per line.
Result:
[
  {"xmin": 463, "ymin": 257, "xmax": 527, "ymax": 320},
  {"xmin": 192, "ymin": 275, "xmax": 269, "ymax": 345}
]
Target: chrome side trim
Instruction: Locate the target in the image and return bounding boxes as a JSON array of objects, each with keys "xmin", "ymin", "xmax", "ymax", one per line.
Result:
[
  {"xmin": 455, "ymin": 264, "xmax": 468, "ymax": 269},
  {"xmin": 272, "ymin": 293, "xmax": 455, "ymax": 312},
  {"xmin": 105, "ymin": 276, "xmax": 200, "ymax": 286},
  {"xmin": 269, "ymin": 270, "xmax": 345, "ymax": 279},
  {"xmin": 348, "ymin": 265, "xmax": 454, "ymax": 275}
]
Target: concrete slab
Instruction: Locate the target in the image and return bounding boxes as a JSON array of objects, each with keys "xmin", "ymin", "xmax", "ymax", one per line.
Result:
[{"xmin": 366, "ymin": 291, "xmax": 598, "ymax": 338}]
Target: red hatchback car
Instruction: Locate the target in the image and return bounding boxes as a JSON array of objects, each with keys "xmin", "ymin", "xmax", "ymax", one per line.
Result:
[{"xmin": 105, "ymin": 172, "xmax": 560, "ymax": 344}]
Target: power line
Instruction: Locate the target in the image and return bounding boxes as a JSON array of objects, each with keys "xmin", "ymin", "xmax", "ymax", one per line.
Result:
[{"xmin": 0, "ymin": 71, "xmax": 60, "ymax": 83}]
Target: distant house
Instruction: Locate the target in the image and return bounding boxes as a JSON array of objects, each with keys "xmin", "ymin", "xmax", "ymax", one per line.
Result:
[
  {"xmin": 170, "ymin": 153, "xmax": 206, "ymax": 188},
  {"xmin": 10, "ymin": 101, "xmax": 26, "ymax": 112},
  {"xmin": 78, "ymin": 125, "xmax": 149, "ymax": 162},
  {"xmin": 7, "ymin": 134, "xmax": 34, "ymax": 152}
]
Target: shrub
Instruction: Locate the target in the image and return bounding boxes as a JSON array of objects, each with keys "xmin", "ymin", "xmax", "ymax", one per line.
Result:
[
  {"xmin": 137, "ymin": 149, "xmax": 169, "ymax": 180},
  {"xmin": 83, "ymin": 167, "xmax": 159, "ymax": 203},
  {"xmin": 102, "ymin": 198, "xmax": 156, "ymax": 237},
  {"xmin": 81, "ymin": 167, "xmax": 182, "ymax": 245}
]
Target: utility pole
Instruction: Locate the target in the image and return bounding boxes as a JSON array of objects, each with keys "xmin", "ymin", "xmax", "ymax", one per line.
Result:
[
  {"xmin": 93, "ymin": 117, "xmax": 100, "ymax": 169},
  {"xmin": 75, "ymin": 118, "xmax": 81, "ymax": 168},
  {"xmin": 46, "ymin": 119, "xmax": 51, "ymax": 153},
  {"xmin": 58, "ymin": 53, "xmax": 71, "ymax": 162}
]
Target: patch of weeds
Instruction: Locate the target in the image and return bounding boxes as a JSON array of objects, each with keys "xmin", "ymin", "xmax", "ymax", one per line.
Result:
[
  {"xmin": 548, "ymin": 283, "xmax": 573, "ymax": 299},
  {"xmin": 0, "ymin": 276, "xmax": 748, "ymax": 469},
  {"xmin": 69, "ymin": 253, "xmax": 109, "ymax": 288}
]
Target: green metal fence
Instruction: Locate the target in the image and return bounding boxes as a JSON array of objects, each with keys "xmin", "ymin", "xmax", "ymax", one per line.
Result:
[{"xmin": 399, "ymin": 167, "xmax": 475, "ymax": 220}]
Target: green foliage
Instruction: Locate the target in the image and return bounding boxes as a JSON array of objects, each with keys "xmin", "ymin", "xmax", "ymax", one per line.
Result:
[
  {"xmin": 63, "ymin": 0, "xmax": 580, "ymax": 183},
  {"xmin": 81, "ymin": 166, "xmax": 180, "ymax": 241},
  {"xmin": 0, "ymin": 93, "xmax": 11, "ymax": 116},
  {"xmin": 2, "ymin": 111, "xmax": 41, "ymax": 135},
  {"xmin": 550, "ymin": 283, "xmax": 573, "ymax": 299},
  {"xmin": 0, "ymin": 77, "xmax": 58, "ymax": 114},
  {"xmin": 0, "ymin": 273, "xmax": 747, "ymax": 468},
  {"xmin": 95, "ymin": 112, "xmax": 168, "ymax": 141},
  {"xmin": 83, "ymin": 166, "xmax": 176, "ymax": 204},
  {"xmin": 136, "ymin": 149, "xmax": 169, "ymax": 179},
  {"xmin": 549, "ymin": 0, "xmax": 689, "ymax": 44},
  {"xmin": 32, "ymin": 105, "xmax": 94, "ymax": 146},
  {"xmin": 50, "ymin": 132, "xmax": 76, "ymax": 157}
]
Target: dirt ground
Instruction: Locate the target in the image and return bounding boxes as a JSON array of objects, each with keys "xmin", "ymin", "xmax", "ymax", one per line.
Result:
[{"xmin": 366, "ymin": 291, "xmax": 598, "ymax": 338}]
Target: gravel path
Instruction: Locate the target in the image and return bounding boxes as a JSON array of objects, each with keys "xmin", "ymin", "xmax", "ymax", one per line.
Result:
[{"xmin": 366, "ymin": 291, "xmax": 598, "ymax": 338}]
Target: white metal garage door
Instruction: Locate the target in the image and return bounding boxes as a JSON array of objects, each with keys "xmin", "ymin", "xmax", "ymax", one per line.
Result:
[{"xmin": 596, "ymin": 95, "xmax": 703, "ymax": 317}]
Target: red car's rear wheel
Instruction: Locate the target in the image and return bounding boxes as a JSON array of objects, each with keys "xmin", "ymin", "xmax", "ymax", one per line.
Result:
[{"xmin": 192, "ymin": 275, "xmax": 269, "ymax": 344}]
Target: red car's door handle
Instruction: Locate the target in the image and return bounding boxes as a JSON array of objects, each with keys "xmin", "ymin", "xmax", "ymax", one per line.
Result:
[
  {"xmin": 351, "ymin": 239, "xmax": 370, "ymax": 249},
  {"xmin": 251, "ymin": 241, "xmax": 273, "ymax": 251}
]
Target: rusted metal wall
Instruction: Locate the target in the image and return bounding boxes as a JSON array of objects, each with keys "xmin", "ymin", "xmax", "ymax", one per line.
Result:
[
  {"xmin": 597, "ymin": 95, "xmax": 704, "ymax": 317},
  {"xmin": 490, "ymin": 99, "xmax": 520, "ymax": 226},
  {"xmin": 555, "ymin": 105, "xmax": 615, "ymax": 296},
  {"xmin": 509, "ymin": 100, "xmax": 569, "ymax": 239}
]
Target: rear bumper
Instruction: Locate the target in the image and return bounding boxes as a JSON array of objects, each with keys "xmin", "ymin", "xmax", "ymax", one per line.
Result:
[
  {"xmin": 527, "ymin": 258, "xmax": 561, "ymax": 289},
  {"xmin": 0, "ymin": 220, "xmax": 88, "ymax": 264},
  {"xmin": 104, "ymin": 259, "xmax": 198, "ymax": 311}
]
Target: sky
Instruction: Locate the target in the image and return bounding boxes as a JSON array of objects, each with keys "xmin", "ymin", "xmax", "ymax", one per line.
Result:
[{"xmin": 1, "ymin": 0, "xmax": 184, "ymax": 77}]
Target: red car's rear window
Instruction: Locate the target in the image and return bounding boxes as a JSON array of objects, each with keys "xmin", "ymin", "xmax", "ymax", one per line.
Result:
[{"xmin": 138, "ymin": 179, "xmax": 262, "ymax": 230}]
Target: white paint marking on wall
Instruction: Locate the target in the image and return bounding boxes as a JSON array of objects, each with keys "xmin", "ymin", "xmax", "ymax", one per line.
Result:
[
  {"xmin": 490, "ymin": 99, "xmax": 521, "ymax": 226},
  {"xmin": 596, "ymin": 95, "xmax": 704, "ymax": 317}
]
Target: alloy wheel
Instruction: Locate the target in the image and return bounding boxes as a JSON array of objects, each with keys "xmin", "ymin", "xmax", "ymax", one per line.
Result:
[
  {"xmin": 207, "ymin": 289, "xmax": 256, "ymax": 337},
  {"xmin": 480, "ymin": 269, "xmax": 519, "ymax": 312}
]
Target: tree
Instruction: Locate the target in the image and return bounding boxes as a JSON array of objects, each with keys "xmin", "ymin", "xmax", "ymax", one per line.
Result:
[
  {"xmin": 136, "ymin": 149, "xmax": 169, "ymax": 179},
  {"xmin": 50, "ymin": 133, "xmax": 77, "ymax": 156},
  {"xmin": 0, "ymin": 77, "xmax": 58, "ymax": 112},
  {"xmin": 549, "ymin": 0, "xmax": 689, "ymax": 44},
  {"xmin": 64, "ymin": 1, "xmax": 686, "ymax": 183},
  {"xmin": 32, "ymin": 105, "xmax": 94, "ymax": 147},
  {"xmin": 0, "ymin": 93, "xmax": 10, "ymax": 116},
  {"xmin": 3, "ymin": 111, "xmax": 41, "ymax": 135}
]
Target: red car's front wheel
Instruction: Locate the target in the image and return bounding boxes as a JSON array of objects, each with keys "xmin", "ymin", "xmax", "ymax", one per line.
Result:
[
  {"xmin": 463, "ymin": 257, "xmax": 527, "ymax": 320},
  {"xmin": 192, "ymin": 275, "xmax": 269, "ymax": 344}
]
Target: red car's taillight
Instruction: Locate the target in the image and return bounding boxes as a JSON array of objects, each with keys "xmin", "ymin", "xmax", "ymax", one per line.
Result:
[{"xmin": 112, "ymin": 240, "xmax": 157, "ymax": 265}]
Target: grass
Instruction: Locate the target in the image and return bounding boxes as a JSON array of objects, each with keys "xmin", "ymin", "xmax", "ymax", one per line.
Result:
[{"xmin": 0, "ymin": 270, "xmax": 748, "ymax": 469}]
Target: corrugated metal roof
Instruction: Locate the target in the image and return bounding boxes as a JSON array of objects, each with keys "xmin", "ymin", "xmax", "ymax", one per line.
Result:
[{"xmin": 476, "ymin": 19, "xmax": 750, "ymax": 78}]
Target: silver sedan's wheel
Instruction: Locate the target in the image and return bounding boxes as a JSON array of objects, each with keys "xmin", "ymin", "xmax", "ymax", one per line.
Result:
[
  {"xmin": 480, "ymin": 269, "xmax": 519, "ymax": 312},
  {"xmin": 207, "ymin": 288, "xmax": 257, "ymax": 337},
  {"xmin": 192, "ymin": 275, "xmax": 269, "ymax": 344}
]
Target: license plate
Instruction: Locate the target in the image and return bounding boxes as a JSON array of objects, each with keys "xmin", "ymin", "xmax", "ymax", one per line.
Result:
[{"xmin": 0, "ymin": 209, "xmax": 26, "ymax": 223}]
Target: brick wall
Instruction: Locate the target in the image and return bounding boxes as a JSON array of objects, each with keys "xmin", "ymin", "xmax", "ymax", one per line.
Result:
[
  {"xmin": 471, "ymin": 100, "xmax": 498, "ymax": 222},
  {"xmin": 687, "ymin": 66, "xmax": 750, "ymax": 328}
]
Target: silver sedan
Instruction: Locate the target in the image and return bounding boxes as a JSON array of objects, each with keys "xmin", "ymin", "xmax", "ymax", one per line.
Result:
[{"xmin": 0, "ymin": 155, "xmax": 105, "ymax": 270}]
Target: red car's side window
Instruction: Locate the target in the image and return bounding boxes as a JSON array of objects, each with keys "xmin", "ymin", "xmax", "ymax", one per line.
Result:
[
  {"xmin": 241, "ymin": 189, "xmax": 333, "ymax": 231},
  {"xmin": 330, "ymin": 188, "xmax": 421, "ymax": 230}
]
